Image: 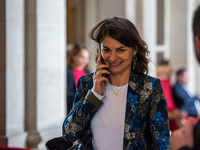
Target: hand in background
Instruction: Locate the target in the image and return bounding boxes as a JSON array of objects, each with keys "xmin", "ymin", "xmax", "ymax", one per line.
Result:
[{"xmin": 170, "ymin": 118, "xmax": 195, "ymax": 150}]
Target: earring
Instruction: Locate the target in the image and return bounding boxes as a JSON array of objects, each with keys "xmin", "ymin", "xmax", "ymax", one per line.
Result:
[{"xmin": 132, "ymin": 56, "xmax": 137, "ymax": 70}]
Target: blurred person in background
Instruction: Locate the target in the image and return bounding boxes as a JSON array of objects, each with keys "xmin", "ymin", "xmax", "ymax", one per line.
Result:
[
  {"xmin": 67, "ymin": 43, "xmax": 90, "ymax": 114},
  {"xmin": 172, "ymin": 68, "xmax": 200, "ymax": 117}
]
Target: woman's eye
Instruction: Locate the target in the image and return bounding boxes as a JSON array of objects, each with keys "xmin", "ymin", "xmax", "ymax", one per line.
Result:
[
  {"xmin": 102, "ymin": 48, "xmax": 110, "ymax": 52},
  {"xmin": 118, "ymin": 49, "xmax": 125, "ymax": 52}
]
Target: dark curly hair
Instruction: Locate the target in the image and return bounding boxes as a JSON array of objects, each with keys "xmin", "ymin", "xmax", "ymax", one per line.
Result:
[{"xmin": 89, "ymin": 16, "xmax": 149, "ymax": 75}]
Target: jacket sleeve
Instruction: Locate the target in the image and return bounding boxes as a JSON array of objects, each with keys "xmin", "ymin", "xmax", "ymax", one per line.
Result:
[
  {"xmin": 62, "ymin": 76, "xmax": 103, "ymax": 142},
  {"xmin": 149, "ymin": 79, "xmax": 171, "ymax": 150}
]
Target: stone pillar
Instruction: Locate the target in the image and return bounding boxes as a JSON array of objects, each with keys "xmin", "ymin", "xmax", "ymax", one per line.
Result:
[
  {"xmin": 1, "ymin": 0, "xmax": 66, "ymax": 148},
  {"xmin": 24, "ymin": 0, "xmax": 41, "ymax": 148},
  {"xmin": 0, "ymin": 0, "xmax": 7, "ymax": 146},
  {"xmin": 123, "ymin": 0, "xmax": 148, "ymax": 70},
  {"xmin": 142, "ymin": 0, "xmax": 157, "ymax": 76},
  {"xmin": 125, "ymin": 0, "xmax": 136, "ymax": 24},
  {"xmin": 135, "ymin": 1, "xmax": 144, "ymax": 39},
  {"xmin": 97, "ymin": 0, "xmax": 125, "ymax": 21},
  {"xmin": 36, "ymin": 0, "xmax": 66, "ymax": 149},
  {"xmin": 84, "ymin": 0, "xmax": 98, "ymax": 71},
  {"xmin": 6, "ymin": 0, "xmax": 27, "ymax": 147},
  {"xmin": 125, "ymin": 0, "xmax": 143, "ymax": 43},
  {"xmin": 170, "ymin": 0, "xmax": 187, "ymax": 71}
]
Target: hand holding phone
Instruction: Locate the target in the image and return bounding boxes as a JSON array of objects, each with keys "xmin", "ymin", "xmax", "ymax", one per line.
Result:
[
  {"xmin": 97, "ymin": 49, "xmax": 109, "ymax": 78},
  {"xmin": 93, "ymin": 50, "xmax": 110, "ymax": 95},
  {"xmin": 100, "ymin": 57, "xmax": 109, "ymax": 79}
]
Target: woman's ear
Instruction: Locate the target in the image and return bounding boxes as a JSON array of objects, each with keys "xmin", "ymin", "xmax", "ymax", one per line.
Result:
[{"xmin": 133, "ymin": 46, "xmax": 138, "ymax": 56}]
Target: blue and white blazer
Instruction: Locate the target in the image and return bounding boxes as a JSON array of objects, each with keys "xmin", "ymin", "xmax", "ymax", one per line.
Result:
[{"xmin": 63, "ymin": 72, "xmax": 170, "ymax": 150}]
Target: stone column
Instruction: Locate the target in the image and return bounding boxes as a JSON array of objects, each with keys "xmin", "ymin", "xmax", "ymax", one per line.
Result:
[
  {"xmin": 0, "ymin": 0, "xmax": 7, "ymax": 146},
  {"xmin": 84, "ymin": 0, "xmax": 98, "ymax": 71},
  {"xmin": 170, "ymin": 0, "xmax": 187, "ymax": 71},
  {"xmin": 142, "ymin": 0, "xmax": 157, "ymax": 76},
  {"xmin": 97, "ymin": 0, "xmax": 125, "ymax": 21},
  {"xmin": 125, "ymin": 0, "xmax": 143, "ymax": 43},
  {"xmin": 36, "ymin": 0, "xmax": 66, "ymax": 149},
  {"xmin": 125, "ymin": 0, "xmax": 136, "ymax": 24},
  {"xmin": 134, "ymin": 0, "xmax": 143, "ymax": 41},
  {"xmin": 6, "ymin": 0, "xmax": 27, "ymax": 147},
  {"xmin": 24, "ymin": 0, "xmax": 41, "ymax": 148}
]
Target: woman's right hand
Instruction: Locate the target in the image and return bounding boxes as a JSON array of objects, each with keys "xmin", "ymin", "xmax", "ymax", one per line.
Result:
[{"xmin": 93, "ymin": 57, "xmax": 110, "ymax": 95}]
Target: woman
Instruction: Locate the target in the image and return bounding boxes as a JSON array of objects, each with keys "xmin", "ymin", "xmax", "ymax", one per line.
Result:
[
  {"xmin": 67, "ymin": 43, "xmax": 90, "ymax": 114},
  {"xmin": 63, "ymin": 17, "xmax": 170, "ymax": 150}
]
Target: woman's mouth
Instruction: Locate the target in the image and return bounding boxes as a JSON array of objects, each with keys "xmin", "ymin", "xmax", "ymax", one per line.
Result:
[{"xmin": 109, "ymin": 62, "xmax": 122, "ymax": 66}]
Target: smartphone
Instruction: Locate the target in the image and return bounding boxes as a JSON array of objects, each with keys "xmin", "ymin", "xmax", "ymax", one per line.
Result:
[{"xmin": 97, "ymin": 49, "xmax": 109, "ymax": 78}]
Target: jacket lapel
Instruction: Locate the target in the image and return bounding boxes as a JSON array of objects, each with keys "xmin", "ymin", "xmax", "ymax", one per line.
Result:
[{"xmin": 123, "ymin": 72, "xmax": 141, "ymax": 148}]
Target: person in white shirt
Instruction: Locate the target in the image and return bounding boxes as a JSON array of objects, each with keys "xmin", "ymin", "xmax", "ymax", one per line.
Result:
[{"xmin": 62, "ymin": 16, "xmax": 170, "ymax": 150}]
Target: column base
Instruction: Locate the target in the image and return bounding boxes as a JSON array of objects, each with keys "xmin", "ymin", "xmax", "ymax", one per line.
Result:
[
  {"xmin": 0, "ymin": 135, "xmax": 8, "ymax": 146},
  {"xmin": 38, "ymin": 125, "xmax": 62, "ymax": 150},
  {"xmin": 8, "ymin": 131, "xmax": 27, "ymax": 148},
  {"xmin": 26, "ymin": 130, "xmax": 42, "ymax": 148}
]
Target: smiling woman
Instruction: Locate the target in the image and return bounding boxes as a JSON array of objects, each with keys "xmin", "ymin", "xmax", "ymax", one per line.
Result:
[
  {"xmin": 62, "ymin": 17, "xmax": 170, "ymax": 150},
  {"xmin": 100, "ymin": 35, "xmax": 137, "ymax": 82}
]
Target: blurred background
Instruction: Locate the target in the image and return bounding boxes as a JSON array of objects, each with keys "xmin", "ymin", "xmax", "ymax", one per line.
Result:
[{"xmin": 0, "ymin": 0, "xmax": 200, "ymax": 149}]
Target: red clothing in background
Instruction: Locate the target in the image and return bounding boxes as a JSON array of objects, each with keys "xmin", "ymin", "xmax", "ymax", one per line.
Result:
[
  {"xmin": 73, "ymin": 69, "xmax": 87, "ymax": 86},
  {"xmin": 160, "ymin": 79, "xmax": 177, "ymax": 110}
]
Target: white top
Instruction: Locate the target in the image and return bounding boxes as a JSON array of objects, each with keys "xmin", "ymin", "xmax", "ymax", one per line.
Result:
[{"xmin": 91, "ymin": 82, "xmax": 128, "ymax": 150}]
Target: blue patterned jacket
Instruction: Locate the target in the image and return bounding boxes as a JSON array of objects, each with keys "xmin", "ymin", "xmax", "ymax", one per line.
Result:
[{"xmin": 62, "ymin": 72, "xmax": 171, "ymax": 150}]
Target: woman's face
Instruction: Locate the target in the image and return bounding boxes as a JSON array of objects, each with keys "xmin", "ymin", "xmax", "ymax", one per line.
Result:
[
  {"xmin": 72, "ymin": 49, "xmax": 90, "ymax": 69},
  {"xmin": 100, "ymin": 35, "xmax": 137, "ymax": 76}
]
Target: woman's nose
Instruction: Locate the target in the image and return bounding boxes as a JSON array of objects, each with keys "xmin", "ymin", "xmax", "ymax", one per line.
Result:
[{"xmin": 109, "ymin": 52, "xmax": 117, "ymax": 62}]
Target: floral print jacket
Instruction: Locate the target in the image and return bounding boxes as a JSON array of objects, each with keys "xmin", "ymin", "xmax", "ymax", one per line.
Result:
[{"xmin": 62, "ymin": 72, "xmax": 171, "ymax": 150}]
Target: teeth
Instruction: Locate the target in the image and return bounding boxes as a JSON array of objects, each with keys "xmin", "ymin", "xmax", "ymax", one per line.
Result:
[{"xmin": 111, "ymin": 62, "xmax": 120, "ymax": 65}]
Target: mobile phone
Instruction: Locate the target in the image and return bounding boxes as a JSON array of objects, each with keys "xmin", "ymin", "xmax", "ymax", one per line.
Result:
[{"xmin": 97, "ymin": 49, "xmax": 109, "ymax": 78}]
